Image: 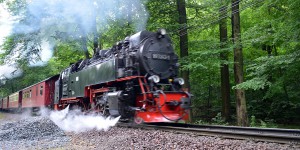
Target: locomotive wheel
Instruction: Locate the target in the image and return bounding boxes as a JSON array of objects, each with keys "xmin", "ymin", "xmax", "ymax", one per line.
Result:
[
  {"xmin": 97, "ymin": 104, "xmax": 109, "ymax": 116},
  {"xmin": 134, "ymin": 117, "xmax": 144, "ymax": 124},
  {"xmin": 70, "ymin": 104, "xmax": 80, "ymax": 110}
]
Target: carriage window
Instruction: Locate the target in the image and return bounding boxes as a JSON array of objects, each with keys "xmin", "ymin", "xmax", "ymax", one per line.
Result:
[
  {"xmin": 30, "ymin": 90, "xmax": 32, "ymax": 98},
  {"xmin": 40, "ymin": 86, "xmax": 43, "ymax": 95},
  {"xmin": 36, "ymin": 86, "xmax": 38, "ymax": 96},
  {"xmin": 24, "ymin": 92, "xmax": 27, "ymax": 98}
]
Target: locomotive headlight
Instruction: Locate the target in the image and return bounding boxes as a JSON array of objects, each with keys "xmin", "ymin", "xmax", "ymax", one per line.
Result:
[
  {"xmin": 159, "ymin": 29, "xmax": 167, "ymax": 35},
  {"xmin": 148, "ymin": 75, "xmax": 160, "ymax": 83},
  {"xmin": 157, "ymin": 29, "xmax": 167, "ymax": 38},
  {"xmin": 174, "ymin": 78, "xmax": 185, "ymax": 85}
]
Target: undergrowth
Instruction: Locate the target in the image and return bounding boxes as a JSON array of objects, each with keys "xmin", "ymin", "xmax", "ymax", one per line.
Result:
[{"xmin": 194, "ymin": 113, "xmax": 278, "ymax": 128}]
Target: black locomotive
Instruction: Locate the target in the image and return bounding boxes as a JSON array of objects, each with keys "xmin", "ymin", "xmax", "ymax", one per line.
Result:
[{"xmin": 52, "ymin": 29, "xmax": 190, "ymax": 123}]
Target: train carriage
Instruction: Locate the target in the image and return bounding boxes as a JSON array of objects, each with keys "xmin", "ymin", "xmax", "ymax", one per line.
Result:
[
  {"xmin": 8, "ymin": 91, "xmax": 22, "ymax": 109},
  {"xmin": 21, "ymin": 75, "xmax": 59, "ymax": 109},
  {"xmin": 2, "ymin": 97, "xmax": 8, "ymax": 109}
]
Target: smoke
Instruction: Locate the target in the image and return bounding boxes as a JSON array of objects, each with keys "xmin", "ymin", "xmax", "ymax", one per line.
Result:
[
  {"xmin": 5, "ymin": 0, "xmax": 148, "ymax": 66},
  {"xmin": 0, "ymin": 3, "xmax": 13, "ymax": 45},
  {"xmin": 20, "ymin": 108, "xmax": 35, "ymax": 119},
  {"xmin": 0, "ymin": 64, "xmax": 18, "ymax": 78},
  {"xmin": 48, "ymin": 106, "xmax": 120, "ymax": 133},
  {"xmin": 29, "ymin": 40, "xmax": 54, "ymax": 67},
  {"xmin": 0, "ymin": 4, "xmax": 17, "ymax": 78},
  {"xmin": 14, "ymin": 0, "xmax": 148, "ymax": 36},
  {"xmin": 0, "ymin": 0, "xmax": 148, "ymax": 76}
]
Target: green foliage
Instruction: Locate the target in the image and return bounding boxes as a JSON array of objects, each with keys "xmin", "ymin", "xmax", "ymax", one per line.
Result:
[
  {"xmin": 99, "ymin": 20, "xmax": 135, "ymax": 48},
  {"xmin": 194, "ymin": 120, "xmax": 205, "ymax": 125},
  {"xmin": 250, "ymin": 115, "xmax": 278, "ymax": 128},
  {"xmin": 211, "ymin": 112, "xmax": 228, "ymax": 125},
  {"xmin": 235, "ymin": 0, "xmax": 300, "ymax": 125},
  {"xmin": 185, "ymin": 0, "xmax": 300, "ymax": 126},
  {"xmin": 250, "ymin": 115, "xmax": 256, "ymax": 127},
  {"xmin": 48, "ymin": 42, "xmax": 86, "ymax": 72},
  {"xmin": 194, "ymin": 112, "xmax": 229, "ymax": 125}
]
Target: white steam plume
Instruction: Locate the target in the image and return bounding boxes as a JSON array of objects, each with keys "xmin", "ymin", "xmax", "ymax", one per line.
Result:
[
  {"xmin": 48, "ymin": 106, "xmax": 120, "ymax": 133},
  {"xmin": 15, "ymin": 0, "xmax": 148, "ymax": 35},
  {"xmin": 1, "ymin": 0, "xmax": 148, "ymax": 76},
  {"xmin": 7, "ymin": 0, "xmax": 148, "ymax": 66},
  {"xmin": 0, "ymin": 4, "xmax": 17, "ymax": 78},
  {"xmin": 0, "ymin": 64, "xmax": 19, "ymax": 79},
  {"xmin": 29, "ymin": 40, "xmax": 54, "ymax": 67}
]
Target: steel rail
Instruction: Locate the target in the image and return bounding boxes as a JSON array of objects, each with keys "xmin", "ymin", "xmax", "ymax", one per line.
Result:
[{"xmin": 117, "ymin": 122, "xmax": 300, "ymax": 144}]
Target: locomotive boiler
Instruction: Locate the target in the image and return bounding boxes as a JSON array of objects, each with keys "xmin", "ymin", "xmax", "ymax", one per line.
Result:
[{"xmin": 54, "ymin": 29, "xmax": 191, "ymax": 123}]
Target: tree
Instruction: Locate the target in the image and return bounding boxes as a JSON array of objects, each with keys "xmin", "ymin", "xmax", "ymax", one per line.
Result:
[
  {"xmin": 176, "ymin": 0, "xmax": 190, "ymax": 91},
  {"xmin": 231, "ymin": 0, "xmax": 248, "ymax": 126},
  {"xmin": 219, "ymin": 0, "xmax": 230, "ymax": 121},
  {"xmin": 236, "ymin": 0, "xmax": 300, "ymax": 124}
]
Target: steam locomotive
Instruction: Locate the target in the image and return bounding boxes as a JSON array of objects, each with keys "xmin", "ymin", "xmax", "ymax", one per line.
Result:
[{"xmin": 0, "ymin": 29, "xmax": 191, "ymax": 123}]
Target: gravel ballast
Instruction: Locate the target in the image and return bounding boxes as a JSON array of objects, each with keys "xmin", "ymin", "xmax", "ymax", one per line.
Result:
[
  {"xmin": 0, "ymin": 112, "xmax": 299, "ymax": 150},
  {"xmin": 0, "ymin": 116, "xmax": 70, "ymax": 149},
  {"xmin": 66, "ymin": 127, "xmax": 299, "ymax": 150}
]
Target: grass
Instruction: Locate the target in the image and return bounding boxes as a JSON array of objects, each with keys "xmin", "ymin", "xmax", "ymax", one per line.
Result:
[
  {"xmin": 0, "ymin": 112, "xmax": 5, "ymax": 120},
  {"xmin": 277, "ymin": 124, "xmax": 300, "ymax": 129}
]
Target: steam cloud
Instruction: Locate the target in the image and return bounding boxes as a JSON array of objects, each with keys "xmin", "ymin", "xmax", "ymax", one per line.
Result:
[
  {"xmin": 0, "ymin": 4, "xmax": 16, "ymax": 78},
  {"xmin": 15, "ymin": 0, "xmax": 148, "ymax": 36},
  {"xmin": 0, "ymin": 0, "xmax": 148, "ymax": 77},
  {"xmin": 48, "ymin": 106, "xmax": 120, "ymax": 133},
  {"xmin": 21, "ymin": 0, "xmax": 148, "ymax": 60}
]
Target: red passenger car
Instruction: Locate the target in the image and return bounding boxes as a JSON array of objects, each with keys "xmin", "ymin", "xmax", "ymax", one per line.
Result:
[
  {"xmin": 21, "ymin": 75, "xmax": 58, "ymax": 109},
  {"xmin": 2, "ymin": 97, "xmax": 8, "ymax": 109},
  {"xmin": 8, "ymin": 91, "xmax": 22, "ymax": 109}
]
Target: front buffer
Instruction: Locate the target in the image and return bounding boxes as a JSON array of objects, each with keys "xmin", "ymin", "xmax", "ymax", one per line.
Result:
[{"xmin": 135, "ymin": 91, "xmax": 191, "ymax": 123}]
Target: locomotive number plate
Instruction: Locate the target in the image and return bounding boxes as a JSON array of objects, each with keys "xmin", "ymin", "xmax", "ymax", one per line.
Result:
[{"xmin": 152, "ymin": 53, "xmax": 170, "ymax": 60}]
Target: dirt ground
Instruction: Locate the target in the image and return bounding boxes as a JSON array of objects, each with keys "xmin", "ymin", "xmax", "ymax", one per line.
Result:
[
  {"xmin": 0, "ymin": 111, "xmax": 13, "ymax": 122},
  {"xmin": 0, "ymin": 111, "xmax": 27, "ymax": 125}
]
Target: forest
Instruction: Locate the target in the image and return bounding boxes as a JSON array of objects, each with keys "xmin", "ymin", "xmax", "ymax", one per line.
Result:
[{"xmin": 0, "ymin": 0, "xmax": 299, "ymax": 128}]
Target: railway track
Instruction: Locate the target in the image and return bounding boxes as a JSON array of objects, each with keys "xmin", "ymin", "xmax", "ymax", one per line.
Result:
[{"xmin": 117, "ymin": 122, "xmax": 300, "ymax": 144}]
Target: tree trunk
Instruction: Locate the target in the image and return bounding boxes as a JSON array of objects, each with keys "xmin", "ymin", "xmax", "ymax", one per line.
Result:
[
  {"xmin": 81, "ymin": 36, "xmax": 90, "ymax": 59},
  {"xmin": 219, "ymin": 2, "xmax": 231, "ymax": 121},
  {"xmin": 93, "ymin": 33, "xmax": 98, "ymax": 53},
  {"xmin": 176, "ymin": 0, "xmax": 190, "ymax": 92},
  {"xmin": 231, "ymin": 0, "xmax": 248, "ymax": 126},
  {"xmin": 92, "ymin": 16, "xmax": 99, "ymax": 54}
]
